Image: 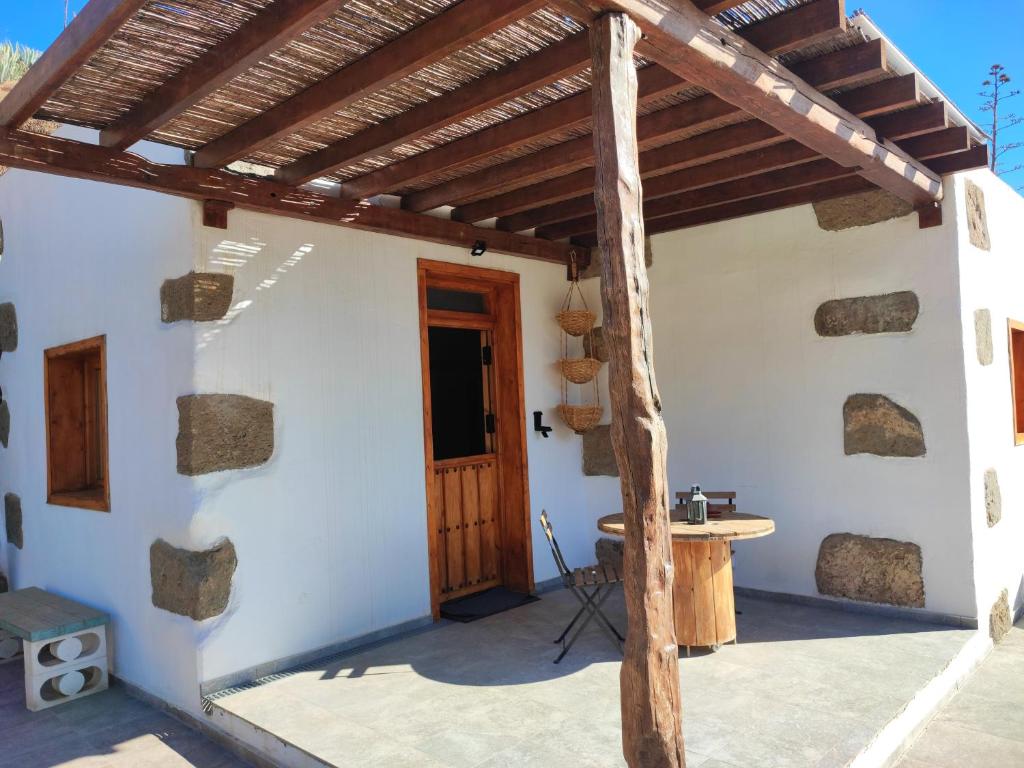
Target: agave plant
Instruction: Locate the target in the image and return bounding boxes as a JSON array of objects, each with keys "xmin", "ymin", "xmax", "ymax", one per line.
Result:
[{"xmin": 0, "ymin": 42, "xmax": 41, "ymax": 83}]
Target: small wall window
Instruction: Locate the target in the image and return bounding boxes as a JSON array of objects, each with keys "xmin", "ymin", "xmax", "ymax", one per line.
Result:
[
  {"xmin": 44, "ymin": 336, "xmax": 109, "ymax": 511},
  {"xmin": 1011, "ymin": 320, "xmax": 1024, "ymax": 446}
]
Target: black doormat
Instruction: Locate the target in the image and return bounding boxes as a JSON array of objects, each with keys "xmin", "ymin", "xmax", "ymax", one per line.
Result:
[{"xmin": 440, "ymin": 586, "xmax": 540, "ymax": 623}]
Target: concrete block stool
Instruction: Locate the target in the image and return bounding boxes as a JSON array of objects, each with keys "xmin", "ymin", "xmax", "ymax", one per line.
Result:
[{"xmin": 0, "ymin": 587, "xmax": 110, "ymax": 711}]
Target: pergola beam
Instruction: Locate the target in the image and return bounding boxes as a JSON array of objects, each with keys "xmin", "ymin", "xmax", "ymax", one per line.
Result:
[
  {"xmin": 0, "ymin": 0, "xmax": 148, "ymax": 128},
  {"xmin": 0, "ymin": 129, "xmax": 580, "ymax": 266},
  {"xmin": 99, "ymin": 0, "xmax": 346, "ymax": 151},
  {"xmin": 342, "ymin": 0, "xmax": 852, "ymax": 202},
  {"xmin": 468, "ymin": 73, "xmax": 918, "ymax": 227},
  {"xmin": 513, "ymin": 124, "xmax": 966, "ymax": 235},
  {"xmin": 408, "ymin": 35, "xmax": 882, "ymax": 215},
  {"xmin": 192, "ymin": 0, "xmax": 550, "ymax": 169},
  {"xmin": 595, "ymin": 0, "xmax": 943, "ymax": 207},
  {"xmin": 276, "ymin": 32, "xmax": 593, "ymax": 186}
]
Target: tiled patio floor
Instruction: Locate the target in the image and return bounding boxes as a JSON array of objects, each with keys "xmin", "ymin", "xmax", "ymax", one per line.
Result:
[
  {"xmin": 0, "ymin": 660, "xmax": 247, "ymax": 768},
  {"xmin": 897, "ymin": 616, "xmax": 1024, "ymax": 768},
  {"xmin": 211, "ymin": 589, "xmax": 974, "ymax": 768}
]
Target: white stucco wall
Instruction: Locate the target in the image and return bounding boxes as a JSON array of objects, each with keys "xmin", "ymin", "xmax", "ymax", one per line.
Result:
[
  {"xmin": 190, "ymin": 208, "xmax": 594, "ymax": 685},
  {"xmin": 614, "ymin": 183, "xmax": 979, "ymax": 618},
  {"xmin": 955, "ymin": 170, "xmax": 1024, "ymax": 624},
  {"xmin": 0, "ymin": 128, "xmax": 202, "ymax": 707}
]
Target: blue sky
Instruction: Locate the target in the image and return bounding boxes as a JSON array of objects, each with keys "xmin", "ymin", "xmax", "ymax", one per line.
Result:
[{"xmin": 1, "ymin": 0, "xmax": 1022, "ymax": 185}]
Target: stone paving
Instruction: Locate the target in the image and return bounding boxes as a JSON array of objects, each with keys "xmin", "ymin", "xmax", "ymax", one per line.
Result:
[
  {"xmin": 212, "ymin": 589, "xmax": 974, "ymax": 768},
  {"xmin": 0, "ymin": 659, "xmax": 248, "ymax": 768},
  {"xmin": 897, "ymin": 615, "xmax": 1024, "ymax": 768}
]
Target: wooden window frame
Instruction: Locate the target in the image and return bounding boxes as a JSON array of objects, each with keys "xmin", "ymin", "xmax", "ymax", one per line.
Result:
[
  {"xmin": 44, "ymin": 335, "xmax": 110, "ymax": 512},
  {"xmin": 1010, "ymin": 320, "xmax": 1024, "ymax": 446}
]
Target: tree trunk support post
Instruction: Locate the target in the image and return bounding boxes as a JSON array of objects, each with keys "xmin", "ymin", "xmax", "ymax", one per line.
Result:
[{"xmin": 590, "ymin": 13, "xmax": 686, "ymax": 768}]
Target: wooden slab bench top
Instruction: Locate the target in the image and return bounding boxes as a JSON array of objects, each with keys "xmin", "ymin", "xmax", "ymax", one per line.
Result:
[
  {"xmin": 0, "ymin": 587, "xmax": 109, "ymax": 642},
  {"xmin": 597, "ymin": 511, "xmax": 775, "ymax": 542}
]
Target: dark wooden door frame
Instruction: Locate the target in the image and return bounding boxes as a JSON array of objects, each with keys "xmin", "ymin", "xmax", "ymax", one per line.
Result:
[{"xmin": 417, "ymin": 258, "xmax": 534, "ymax": 619}]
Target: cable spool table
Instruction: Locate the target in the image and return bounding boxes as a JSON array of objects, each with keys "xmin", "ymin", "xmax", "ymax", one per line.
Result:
[{"xmin": 597, "ymin": 511, "xmax": 774, "ymax": 654}]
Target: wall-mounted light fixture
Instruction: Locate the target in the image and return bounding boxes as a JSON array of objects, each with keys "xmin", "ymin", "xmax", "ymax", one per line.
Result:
[{"xmin": 471, "ymin": 240, "xmax": 487, "ymax": 257}]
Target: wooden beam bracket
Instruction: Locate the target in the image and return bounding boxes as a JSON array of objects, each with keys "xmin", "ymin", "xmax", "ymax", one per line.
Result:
[
  {"xmin": 917, "ymin": 201, "xmax": 943, "ymax": 229},
  {"xmin": 202, "ymin": 200, "xmax": 235, "ymax": 229}
]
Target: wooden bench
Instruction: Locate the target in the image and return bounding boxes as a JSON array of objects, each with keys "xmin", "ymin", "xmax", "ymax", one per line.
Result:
[{"xmin": 0, "ymin": 587, "xmax": 110, "ymax": 710}]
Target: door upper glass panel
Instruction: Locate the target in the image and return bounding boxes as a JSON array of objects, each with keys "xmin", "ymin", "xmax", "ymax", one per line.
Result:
[{"xmin": 426, "ymin": 287, "xmax": 488, "ymax": 314}]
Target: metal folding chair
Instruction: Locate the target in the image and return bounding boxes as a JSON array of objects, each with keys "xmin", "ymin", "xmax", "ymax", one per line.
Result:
[{"xmin": 539, "ymin": 510, "xmax": 624, "ymax": 663}]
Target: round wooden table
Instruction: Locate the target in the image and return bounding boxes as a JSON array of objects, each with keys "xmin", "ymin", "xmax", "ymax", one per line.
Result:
[{"xmin": 597, "ymin": 512, "xmax": 774, "ymax": 653}]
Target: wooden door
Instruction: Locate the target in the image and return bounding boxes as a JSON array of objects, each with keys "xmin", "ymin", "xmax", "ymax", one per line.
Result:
[{"xmin": 418, "ymin": 260, "xmax": 533, "ymax": 618}]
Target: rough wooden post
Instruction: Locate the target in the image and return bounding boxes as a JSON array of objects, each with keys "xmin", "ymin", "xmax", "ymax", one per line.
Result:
[{"xmin": 590, "ymin": 13, "xmax": 686, "ymax": 768}]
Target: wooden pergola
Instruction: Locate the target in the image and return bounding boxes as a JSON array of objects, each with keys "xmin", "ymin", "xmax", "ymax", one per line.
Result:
[{"xmin": 0, "ymin": 1, "xmax": 987, "ymax": 765}]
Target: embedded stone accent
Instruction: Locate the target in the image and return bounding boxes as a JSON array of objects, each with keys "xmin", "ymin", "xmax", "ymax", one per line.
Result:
[
  {"xmin": 990, "ymin": 589, "xmax": 1012, "ymax": 643},
  {"xmin": 583, "ymin": 424, "xmax": 619, "ymax": 477},
  {"xmin": 0, "ymin": 303, "xmax": 17, "ymax": 352},
  {"xmin": 150, "ymin": 538, "xmax": 237, "ymax": 621},
  {"xmin": 4, "ymin": 493, "xmax": 21, "ymax": 550},
  {"xmin": 965, "ymin": 180, "xmax": 991, "ymax": 251},
  {"xmin": 0, "ymin": 570, "xmax": 7, "ymax": 593},
  {"xmin": 843, "ymin": 394, "xmax": 925, "ymax": 458},
  {"xmin": 583, "ymin": 326, "xmax": 608, "ymax": 363},
  {"xmin": 975, "ymin": 309, "xmax": 993, "ymax": 366},
  {"xmin": 176, "ymin": 394, "xmax": 274, "ymax": 476},
  {"xmin": 0, "ymin": 399, "xmax": 8, "ymax": 448},
  {"xmin": 985, "ymin": 468, "xmax": 1002, "ymax": 528},
  {"xmin": 582, "ymin": 237, "xmax": 653, "ymax": 280},
  {"xmin": 815, "ymin": 533, "xmax": 925, "ymax": 608},
  {"xmin": 814, "ymin": 292, "xmax": 919, "ymax": 337},
  {"xmin": 812, "ymin": 190, "xmax": 914, "ymax": 231},
  {"xmin": 596, "ymin": 537, "xmax": 624, "ymax": 572},
  {"xmin": 161, "ymin": 272, "xmax": 234, "ymax": 323}
]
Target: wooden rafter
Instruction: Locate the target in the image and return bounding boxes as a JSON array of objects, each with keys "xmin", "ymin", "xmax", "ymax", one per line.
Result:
[
  {"xmin": 508, "ymin": 124, "xmax": 968, "ymax": 235},
  {"xmin": 592, "ymin": 0, "xmax": 942, "ymax": 206},
  {"xmin": 0, "ymin": 0, "xmax": 148, "ymax": 128},
  {"xmin": 463, "ymin": 73, "xmax": 919, "ymax": 226},
  {"xmin": 338, "ymin": 64, "xmax": 685, "ymax": 201},
  {"xmin": 192, "ymin": 0, "xmax": 550, "ymax": 169},
  {"xmin": 342, "ymin": 0, "xmax": 852, "ymax": 202},
  {"xmin": 0, "ymin": 129, "xmax": 582, "ymax": 266},
  {"xmin": 276, "ymin": 32, "xmax": 593, "ymax": 186},
  {"xmin": 99, "ymin": 0, "xmax": 346, "ymax": 151},
  {"xmin": 565, "ymin": 142, "xmax": 988, "ymax": 245}
]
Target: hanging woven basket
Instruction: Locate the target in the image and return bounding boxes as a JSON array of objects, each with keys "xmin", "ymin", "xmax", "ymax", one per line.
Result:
[
  {"xmin": 556, "ymin": 309, "xmax": 596, "ymax": 337},
  {"xmin": 558, "ymin": 404, "xmax": 603, "ymax": 435},
  {"xmin": 559, "ymin": 357, "xmax": 602, "ymax": 384}
]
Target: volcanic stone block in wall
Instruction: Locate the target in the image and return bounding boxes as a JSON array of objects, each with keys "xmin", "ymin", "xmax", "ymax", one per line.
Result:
[
  {"xmin": 4, "ymin": 493, "xmax": 21, "ymax": 550},
  {"xmin": 150, "ymin": 539, "xmax": 237, "ymax": 621},
  {"xmin": 965, "ymin": 180, "xmax": 991, "ymax": 251},
  {"xmin": 0, "ymin": 303, "xmax": 17, "ymax": 352},
  {"xmin": 0, "ymin": 570, "xmax": 7, "ymax": 593},
  {"xmin": 0, "ymin": 399, "xmax": 8, "ymax": 448},
  {"xmin": 176, "ymin": 394, "xmax": 274, "ymax": 476},
  {"xmin": 582, "ymin": 237, "xmax": 654, "ymax": 280},
  {"xmin": 985, "ymin": 468, "xmax": 1002, "ymax": 527},
  {"xmin": 843, "ymin": 394, "xmax": 925, "ymax": 458},
  {"xmin": 975, "ymin": 309, "xmax": 993, "ymax": 366},
  {"xmin": 815, "ymin": 533, "xmax": 925, "ymax": 608},
  {"xmin": 812, "ymin": 190, "xmax": 914, "ymax": 231},
  {"xmin": 583, "ymin": 326, "xmax": 608, "ymax": 363},
  {"xmin": 990, "ymin": 589, "xmax": 1012, "ymax": 643},
  {"xmin": 583, "ymin": 424, "xmax": 619, "ymax": 477},
  {"xmin": 161, "ymin": 272, "xmax": 234, "ymax": 323},
  {"xmin": 596, "ymin": 537, "xmax": 624, "ymax": 572},
  {"xmin": 814, "ymin": 292, "xmax": 919, "ymax": 337}
]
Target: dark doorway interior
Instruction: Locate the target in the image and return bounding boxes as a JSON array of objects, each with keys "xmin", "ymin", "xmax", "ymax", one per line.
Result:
[{"xmin": 428, "ymin": 326, "xmax": 490, "ymax": 461}]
